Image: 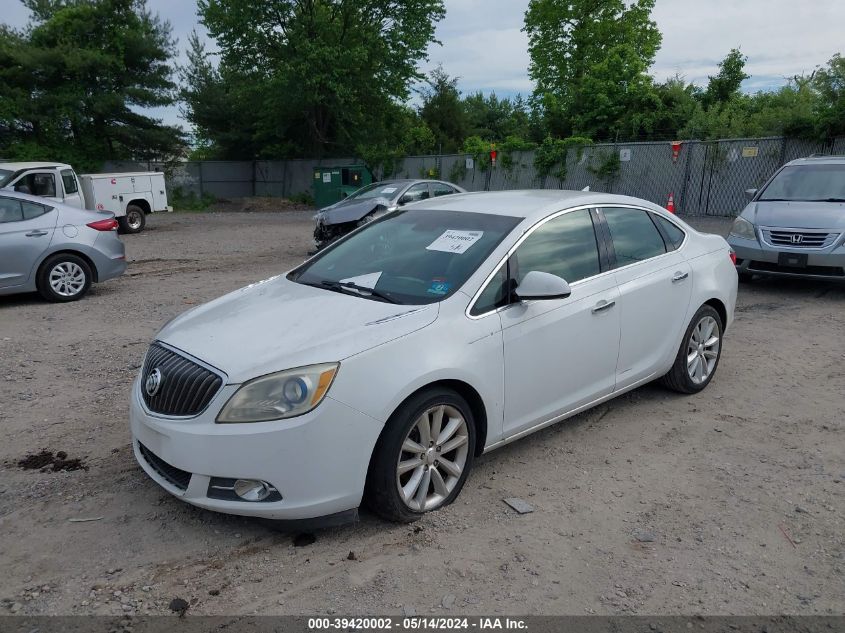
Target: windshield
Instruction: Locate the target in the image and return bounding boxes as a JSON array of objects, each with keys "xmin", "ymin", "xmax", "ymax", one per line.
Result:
[
  {"xmin": 344, "ymin": 182, "xmax": 405, "ymax": 202},
  {"xmin": 291, "ymin": 208, "xmax": 521, "ymax": 305},
  {"xmin": 759, "ymin": 164, "xmax": 845, "ymax": 202},
  {"xmin": 0, "ymin": 169, "xmax": 13, "ymax": 188}
]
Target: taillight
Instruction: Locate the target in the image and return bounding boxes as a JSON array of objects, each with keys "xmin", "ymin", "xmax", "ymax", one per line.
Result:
[
  {"xmin": 87, "ymin": 218, "xmax": 119, "ymax": 231},
  {"xmin": 729, "ymin": 250, "xmax": 737, "ymax": 265}
]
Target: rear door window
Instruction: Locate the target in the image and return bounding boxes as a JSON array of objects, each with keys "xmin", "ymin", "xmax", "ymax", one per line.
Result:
[
  {"xmin": 652, "ymin": 214, "xmax": 686, "ymax": 250},
  {"xmin": 432, "ymin": 183, "xmax": 457, "ymax": 197},
  {"xmin": 0, "ymin": 197, "xmax": 24, "ymax": 223},
  {"xmin": 602, "ymin": 207, "xmax": 667, "ymax": 266}
]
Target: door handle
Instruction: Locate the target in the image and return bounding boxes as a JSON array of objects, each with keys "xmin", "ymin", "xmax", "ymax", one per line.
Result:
[
  {"xmin": 591, "ymin": 299, "xmax": 616, "ymax": 314},
  {"xmin": 26, "ymin": 230, "xmax": 48, "ymax": 237},
  {"xmin": 672, "ymin": 271, "xmax": 689, "ymax": 282}
]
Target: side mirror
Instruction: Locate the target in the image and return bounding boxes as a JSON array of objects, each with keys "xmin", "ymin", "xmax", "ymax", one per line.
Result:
[
  {"xmin": 514, "ymin": 270, "xmax": 572, "ymax": 301},
  {"xmin": 744, "ymin": 188, "xmax": 758, "ymax": 201},
  {"xmin": 398, "ymin": 194, "xmax": 411, "ymax": 206}
]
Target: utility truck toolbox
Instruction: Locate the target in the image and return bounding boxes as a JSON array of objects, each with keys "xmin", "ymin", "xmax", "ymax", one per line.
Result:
[{"xmin": 79, "ymin": 172, "xmax": 171, "ymax": 234}]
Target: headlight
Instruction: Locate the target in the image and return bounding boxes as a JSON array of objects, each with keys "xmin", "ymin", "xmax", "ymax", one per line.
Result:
[
  {"xmin": 216, "ymin": 363, "xmax": 339, "ymax": 423},
  {"xmin": 729, "ymin": 217, "xmax": 756, "ymax": 240}
]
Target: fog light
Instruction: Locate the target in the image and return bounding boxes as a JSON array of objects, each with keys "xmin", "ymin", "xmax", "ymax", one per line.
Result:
[{"xmin": 234, "ymin": 479, "xmax": 272, "ymax": 501}]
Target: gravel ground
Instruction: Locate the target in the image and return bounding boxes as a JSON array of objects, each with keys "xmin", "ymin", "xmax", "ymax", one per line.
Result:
[{"xmin": 0, "ymin": 208, "xmax": 843, "ymax": 617}]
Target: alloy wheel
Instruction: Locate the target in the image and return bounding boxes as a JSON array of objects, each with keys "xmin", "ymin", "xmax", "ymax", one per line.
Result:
[
  {"xmin": 686, "ymin": 315, "xmax": 720, "ymax": 384},
  {"xmin": 396, "ymin": 404, "xmax": 469, "ymax": 512}
]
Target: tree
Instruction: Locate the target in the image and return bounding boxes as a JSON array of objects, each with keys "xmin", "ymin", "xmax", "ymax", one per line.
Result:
[
  {"xmin": 184, "ymin": 0, "xmax": 445, "ymax": 159},
  {"xmin": 523, "ymin": 0, "xmax": 662, "ymax": 140},
  {"xmin": 703, "ymin": 48, "xmax": 749, "ymax": 108},
  {"xmin": 419, "ymin": 65, "xmax": 467, "ymax": 153},
  {"xmin": 813, "ymin": 54, "xmax": 845, "ymax": 137},
  {"xmin": 0, "ymin": 0, "xmax": 185, "ymax": 168}
]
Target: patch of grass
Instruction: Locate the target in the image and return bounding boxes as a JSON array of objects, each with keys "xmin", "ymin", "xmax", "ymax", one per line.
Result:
[
  {"xmin": 171, "ymin": 187, "xmax": 216, "ymax": 212},
  {"xmin": 288, "ymin": 191, "xmax": 315, "ymax": 207}
]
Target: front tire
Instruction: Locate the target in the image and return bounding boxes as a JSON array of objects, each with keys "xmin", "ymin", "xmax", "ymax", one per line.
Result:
[
  {"xmin": 119, "ymin": 204, "xmax": 146, "ymax": 234},
  {"xmin": 37, "ymin": 253, "xmax": 93, "ymax": 302},
  {"xmin": 365, "ymin": 388, "xmax": 476, "ymax": 523},
  {"xmin": 660, "ymin": 305, "xmax": 723, "ymax": 394}
]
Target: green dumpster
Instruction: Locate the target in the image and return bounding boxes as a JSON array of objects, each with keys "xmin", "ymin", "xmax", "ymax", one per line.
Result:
[{"xmin": 313, "ymin": 165, "xmax": 373, "ymax": 209}]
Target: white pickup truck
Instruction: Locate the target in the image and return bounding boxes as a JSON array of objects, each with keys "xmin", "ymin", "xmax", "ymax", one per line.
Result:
[{"xmin": 0, "ymin": 161, "xmax": 170, "ymax": 233}]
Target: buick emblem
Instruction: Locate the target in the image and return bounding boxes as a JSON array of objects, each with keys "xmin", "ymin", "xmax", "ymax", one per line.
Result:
[
  {"xmin": 145, "ymin": 368, "xmax": 163, "ymax": 397},
  {"xmin": 791, "ymin": 234, "xmax": 804, "ymax": 244}
]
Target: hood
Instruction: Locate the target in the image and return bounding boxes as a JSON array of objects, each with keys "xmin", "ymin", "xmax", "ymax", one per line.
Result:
[
  {"xmin": 318, "ymin": 197, "xmax": 392, "ymax": 225},
  {"xmin": 157, "ymin": 275, "xmax": 438, "ymax": 383},
  {"xmin": 743, "ymin": 200, "xmax": 845, "ymax": 230}
]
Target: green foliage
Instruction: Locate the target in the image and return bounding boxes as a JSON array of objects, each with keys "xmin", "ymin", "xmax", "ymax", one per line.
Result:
[
  {"xmin": 184, "ymin": 0, "xmax": 445, "ymax": 159},
  {"xmin": 288, "ymin": 190, "xmax": 315, "ymax": 207},
  {"xmin": 534, "ymin": 136, "xmax": 593, "ymax": 180},
  {"xmin": 814, "ymin": 54, "xmax": 845, "ymax": 138},
  {"xmin": 587, "ymin": 148, "xmax": 622, "ymax": 182},
  {"xmin": 0, "ymin": 0, "xmax": 185, "ymax": 165},
  {"xmin": 419, "ymin": 65, "xmax": 467, "ymax": 154},
  {"xmin": 703, "ymin": 48, "xmax": 749, "ymax": 108},
  {"xmin": 170, "ymin": 187, "xmax": 216, "ymax": 212},
  {"xmin": 524, "ymin": 0, "xmax": 661, "ymax": 140}
]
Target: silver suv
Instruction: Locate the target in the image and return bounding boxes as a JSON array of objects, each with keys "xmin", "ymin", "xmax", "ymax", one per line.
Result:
[{"xmin": 728, "ymin": 156, "xmax": 845, "ymax": 281}]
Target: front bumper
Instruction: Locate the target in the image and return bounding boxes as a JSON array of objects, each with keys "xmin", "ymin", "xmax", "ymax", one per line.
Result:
[
  {"xmin": 129, "ymin": 377, "xmax": 383, "ymax": 521},
  {"xmin": 728, "ymin": 234, "xmax": 845, "ymax": 280}
]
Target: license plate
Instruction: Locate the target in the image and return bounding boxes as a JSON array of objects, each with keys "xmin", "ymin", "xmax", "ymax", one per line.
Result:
[{"xmin": 778, "ymin": 252, "xmax": 808, "ymax": 268}]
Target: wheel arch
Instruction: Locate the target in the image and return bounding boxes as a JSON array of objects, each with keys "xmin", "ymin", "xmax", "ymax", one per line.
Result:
[
  {"xmin": 703, "ymin": 297, "xmax": 727, "ymax": 331},
  {"xmin": 370, "ymin": 378, "xmax": 489, "ymax": 466},
  {"xmin": 36, "ymin": 248, "xmax": 99, "ymax": 283},
  {"xmin": 127, "ymin": 198, "xmax": 151, "ymax": 214}
]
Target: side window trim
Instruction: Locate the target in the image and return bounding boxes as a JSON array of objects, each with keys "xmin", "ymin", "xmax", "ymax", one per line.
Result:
[{"xmin": 590, "ymin": 208, "xmax": 614, "ymax": 272}]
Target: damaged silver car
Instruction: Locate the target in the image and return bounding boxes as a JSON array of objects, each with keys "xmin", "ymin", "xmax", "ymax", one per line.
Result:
[{"xmin": 313, "ymin": 179, "xmax": 465, "ymax": 249}]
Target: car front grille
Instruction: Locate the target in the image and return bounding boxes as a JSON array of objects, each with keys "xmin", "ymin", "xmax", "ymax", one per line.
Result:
[
  {"xmin": 761, "ymin": 228, "xmax": 839, "ymax": 249},
  {"xmin": 138, "ymin": 442, "xmax": 191, "ymax": 491},
  {"xmin": 141, "ymin": 343, "xmax": 223, "ymax": 417}
]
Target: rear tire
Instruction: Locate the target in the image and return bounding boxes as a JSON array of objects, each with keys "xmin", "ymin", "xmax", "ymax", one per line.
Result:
[
  {"xmin": 119, "ymin": 205, "xmax": 146, "ymax": 234},
  {"xmin": 37, "ymin": 253, "xmax": 93, "ymax": 302},
  {"xmin": 660, "ymin": 305, "xmax": 723, "ymax": 394},
  {"xmin": 365, "ymin": 388, "xmax": 476, "ymax": 523}
]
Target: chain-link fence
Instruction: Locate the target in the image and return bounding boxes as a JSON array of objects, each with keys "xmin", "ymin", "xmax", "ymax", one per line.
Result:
[{"xmin": 104, "ymin": 135, "xmax": 844, "ymax": 217}]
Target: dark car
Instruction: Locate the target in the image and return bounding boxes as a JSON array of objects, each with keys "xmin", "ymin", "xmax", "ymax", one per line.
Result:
[{"xmin": 313, "ymin": 179, "xmax": 465, "ymax": 249}]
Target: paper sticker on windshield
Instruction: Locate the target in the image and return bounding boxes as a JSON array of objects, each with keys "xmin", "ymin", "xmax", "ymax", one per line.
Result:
[
  {"xmin": 339, "ymin": 271, "xmax": 382, "ymax": 289},
  {"xmin": 426, "ymin": 230, "xmax": 484, "ymax": 254},
  {"xmin": 380, "ymin": 187, "xmax": 398, "ymax": 194}
]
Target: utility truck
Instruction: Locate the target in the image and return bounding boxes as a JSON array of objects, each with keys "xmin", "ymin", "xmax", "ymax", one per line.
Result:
[{"xmin": 0, "ymin": 161, "xmax": 170, "ymax": 233}]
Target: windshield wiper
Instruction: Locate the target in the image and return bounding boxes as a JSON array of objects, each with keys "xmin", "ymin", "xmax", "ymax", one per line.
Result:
[{"xmin": 319, "ymin": 280, "xmax": 400, "ymax": 304}]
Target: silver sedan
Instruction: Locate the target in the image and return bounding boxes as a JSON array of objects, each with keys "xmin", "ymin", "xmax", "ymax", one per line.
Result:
[{"xmin": 0, "ymin": 190, "xmax": 127, "ymax": 302}]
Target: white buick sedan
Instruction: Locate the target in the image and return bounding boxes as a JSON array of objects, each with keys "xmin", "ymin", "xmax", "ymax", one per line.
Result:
[{"xmin": 130, "ymin": 191, "xmax": 737, "ymax": 525}]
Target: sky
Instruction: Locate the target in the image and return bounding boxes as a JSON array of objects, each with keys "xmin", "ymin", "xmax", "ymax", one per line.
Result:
[{"xmin": 4, "ymin": 0, "xmax": 845, "ymax": 130}]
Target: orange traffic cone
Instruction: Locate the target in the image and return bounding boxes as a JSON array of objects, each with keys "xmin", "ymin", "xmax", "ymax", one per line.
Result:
[{"xmin": 666, "ymin": 192, "xmax": 676, "ymax": 214}]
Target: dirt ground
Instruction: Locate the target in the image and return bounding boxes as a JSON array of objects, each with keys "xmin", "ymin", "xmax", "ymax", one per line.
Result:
[{"xmin": 0, "ymin": 208, "xmax": 843, "ymax": 617}]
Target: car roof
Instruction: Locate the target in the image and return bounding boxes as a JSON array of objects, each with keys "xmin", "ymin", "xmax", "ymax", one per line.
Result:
[
  {"xmin": 0, "ymin": 161, "xmax": 70, "ymax": 171},
  {"xmin": 785, "ymin": 155, "xmax": 845, "ymax": 166},
  {"xmin": 411, "ymin": 189, "xmax": 666, "ymax": 220}
]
